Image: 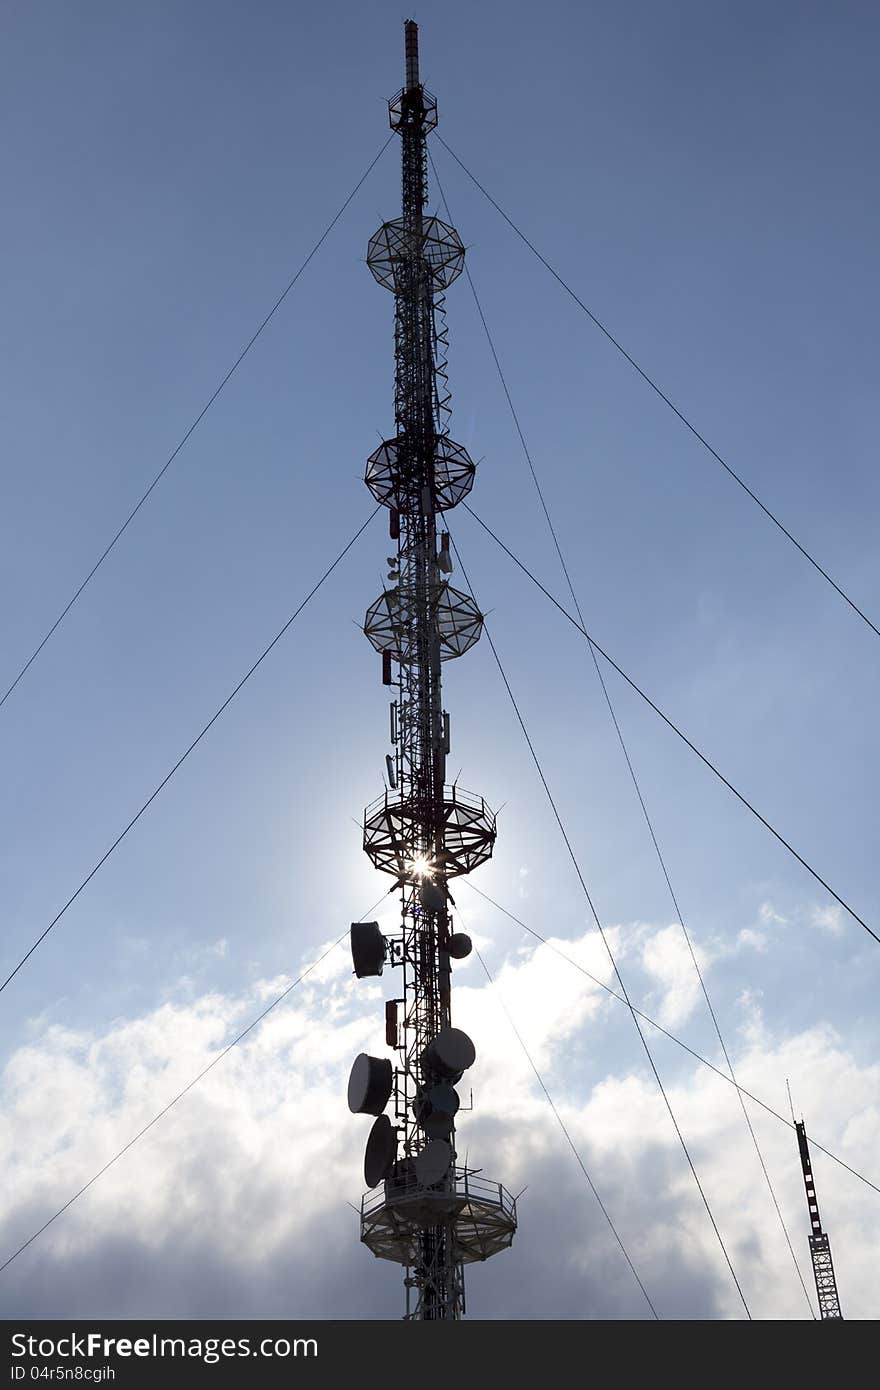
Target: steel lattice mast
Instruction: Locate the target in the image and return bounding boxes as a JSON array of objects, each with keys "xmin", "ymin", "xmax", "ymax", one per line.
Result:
[
  {"xmin": 795, "ymin": 1120, "xmax": 843, "ymax": 1320},
  {"xmin": 346, "ymin": 20, "xmax": 516, "ymax": 1320}
]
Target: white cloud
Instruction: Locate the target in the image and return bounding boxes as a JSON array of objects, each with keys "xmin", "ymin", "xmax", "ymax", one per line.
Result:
[
  {"xmin": 735, "ymin": 928, "xmax": 768, "ymax": 954},
  {"xmin": 810, "ymin": 904, "xmax": 846, "ymax": 936},
  {"xmin": 640, "ymin": 924, "xmax": 705, "ymax": 1028},
  {"xmin": 0, "ymin": 927, "xmax": 876, "ymax": 1321},
  {"xmin": 759, "ymin": 903, "xmax": 787, "ymax": 926}
]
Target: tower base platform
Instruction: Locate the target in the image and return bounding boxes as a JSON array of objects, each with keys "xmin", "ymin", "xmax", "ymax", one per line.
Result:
[{"xmin": 360, "ymin": 1167, "xmax": 517, "ymax": 1266}]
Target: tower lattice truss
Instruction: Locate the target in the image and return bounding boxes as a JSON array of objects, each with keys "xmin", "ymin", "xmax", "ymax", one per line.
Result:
[
  {"xmin": 346, "ymin": 20, "xmax": 517, "ymax": 1321},
  {"xmin": 795, "ymin": 1122, "xmax": 843, "ymax": 1320}
]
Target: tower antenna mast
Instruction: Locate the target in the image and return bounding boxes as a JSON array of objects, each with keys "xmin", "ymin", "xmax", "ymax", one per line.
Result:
[
  {"xmin": 346, "ymin": 20, "xmax": 517, "ymax": 1319},
  {"xmin": 794, "ymin": 1111, "xmax": 843, "ymax": 1320}
]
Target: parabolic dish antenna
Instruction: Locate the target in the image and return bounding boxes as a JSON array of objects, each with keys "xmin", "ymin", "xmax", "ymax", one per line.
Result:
[
  {"xmin": 414, "ymin": 1138, "xmax": 452, "ymax": 1188},
  {"xmin": 423, "ymin": 1026, "xmax": 476, "ymax": 1081},
  {"xmin": 421, "ymin": 1083, "xmax": 460, "ymax": 1139},
  {"xmin": 350, "ymin": 921, "xmax": 386, "ymax": 978},
  {"xmin": 447, "ymin": 933, "xmax": 472, "ymax": 959},
  {"xmin": 348, "ymin": 1054, "xmax": 393, "ymax": 1116},
  {"xmin": 364, "ymin": 1116, "xmax": 397, "ymax": 1188}
]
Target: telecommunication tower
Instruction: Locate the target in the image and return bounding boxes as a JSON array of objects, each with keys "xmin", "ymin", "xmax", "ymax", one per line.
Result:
[
  {"xmin": 346, "ymin": 20, "xmax": 517, "ymax": 1319},
  {"xmin": 794, "ymin": 1118, "xmax": 843, "ymax": 1320}
]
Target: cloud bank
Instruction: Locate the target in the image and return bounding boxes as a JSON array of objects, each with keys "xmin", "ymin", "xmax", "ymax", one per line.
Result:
[{"xmin": 0, "ymin": 919, "xmax": 877, "ymax": 1320}]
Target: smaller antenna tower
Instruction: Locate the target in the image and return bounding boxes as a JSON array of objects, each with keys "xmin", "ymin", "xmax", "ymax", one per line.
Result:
[{"xmin": 794, "ymin": 1116, "xmax": 843, "ymax": 1320}]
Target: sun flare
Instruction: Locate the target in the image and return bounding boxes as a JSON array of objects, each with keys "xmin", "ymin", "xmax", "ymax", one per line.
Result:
[{"xmin": 408, "ymin": 854, "xmax": 434, "ymax": 880}]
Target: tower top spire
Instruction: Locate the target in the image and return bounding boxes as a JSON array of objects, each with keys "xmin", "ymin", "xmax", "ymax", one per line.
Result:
[{"xmin": 405, "ymin": 19, "xmax": 420, "ymax": 90}]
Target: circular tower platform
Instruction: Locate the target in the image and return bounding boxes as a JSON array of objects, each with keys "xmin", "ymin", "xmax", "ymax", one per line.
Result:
[
  {"xmin": 363, "ymin": 784, "xmax": 496, "ymax": 878},
  {"xmin": 361, "ymin": 1168, "xmax": 517, "ymax": 1266},
  {"xmin": 364, "ymin": 582, "xmax": 483, "ymax": 664}
]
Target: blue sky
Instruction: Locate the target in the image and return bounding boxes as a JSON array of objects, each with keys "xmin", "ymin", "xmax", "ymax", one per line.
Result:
[{"xmin": 0, "ymin": 0, "xmax": 878, "ymax": 1318}]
